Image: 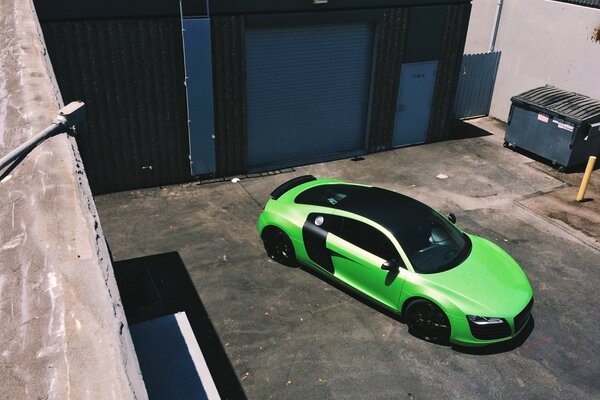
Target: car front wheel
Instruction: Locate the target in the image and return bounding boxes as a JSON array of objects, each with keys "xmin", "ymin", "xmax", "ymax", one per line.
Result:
[
  {"xmin": 262, "ymin": 227, "xmax": 296, "ymax": 267},
  {"xmin": 405, "ymin": 299, "xmax": 450, "ymax": 344}
]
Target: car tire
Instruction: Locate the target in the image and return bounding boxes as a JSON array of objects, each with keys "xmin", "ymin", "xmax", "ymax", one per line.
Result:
[
  {"xmin": 404, "ymin": 299, "xmax": 451, "ymax": 344},
  {"xmin": 262, "ymin": 227, "xmax": 296, "ymax": 267}
]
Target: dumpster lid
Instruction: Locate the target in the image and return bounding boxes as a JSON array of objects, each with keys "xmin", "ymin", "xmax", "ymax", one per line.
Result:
[{"xmin": 511, "ymin": 85, "xmax": 600, "ymax": 124}]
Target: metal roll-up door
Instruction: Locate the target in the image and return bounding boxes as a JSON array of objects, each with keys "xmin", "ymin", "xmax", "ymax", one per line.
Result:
[{"xmin": 246, "ymin": 22, "xmax": 374, "ymax": 171}]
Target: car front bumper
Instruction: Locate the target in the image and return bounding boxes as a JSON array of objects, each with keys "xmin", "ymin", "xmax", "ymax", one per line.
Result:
[{"xmin": 448, "ymin": 298, "xmax": 534, "ymax": 347}]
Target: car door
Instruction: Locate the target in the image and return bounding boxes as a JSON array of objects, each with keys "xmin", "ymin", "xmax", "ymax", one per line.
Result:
[{"xmin": 325, "ymin": 216, "xmax": 406, "ymax": 310}]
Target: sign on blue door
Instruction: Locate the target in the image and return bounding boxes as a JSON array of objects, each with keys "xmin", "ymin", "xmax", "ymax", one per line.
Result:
[{"xmin": 393, "ymin": 61, "xmax": 438, "ymax": 147}]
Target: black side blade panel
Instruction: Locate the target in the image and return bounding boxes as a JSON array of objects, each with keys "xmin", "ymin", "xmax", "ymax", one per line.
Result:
[{"xmin": 302, "ymin": 213, "xmax": 335, "ymax": 274}]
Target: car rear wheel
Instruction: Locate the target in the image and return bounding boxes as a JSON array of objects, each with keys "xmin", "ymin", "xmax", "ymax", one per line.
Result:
[
  {"xmin": 405, "ymin": 299, "xmax": 450, "ymax": 344},
  {"xmin": 262, "ymin": 227, "xmax": 296, "ymax": 266}
]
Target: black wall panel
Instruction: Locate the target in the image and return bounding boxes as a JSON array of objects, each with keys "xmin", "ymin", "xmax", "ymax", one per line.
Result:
[
  {"xmin": 35, "ymin": 0, "xmax": 471, "ymax": 20},
  {"xmin": 211, "ymin": 16, "xmax": 248, "ymax": 176},
  {"xmin": 41, "ymin": 18, "xmax": 191, "ymax": 194},
  {"xmin": 427, "ymin": 3, "xmax": 471, "ymax": 142},
  {"xmin": 367, "ymin": 8, "xmax": 408, "ymax": 152},
  {"xmin": 403, "ymin": 6, "xmax": 447, "ymax": 63},
  {"xmin": 34, "ymin": 0, "xmax": 206, "ymax": 20},
  {"xmin": 211, "ymin": 0, "xmax": 470, "ymax": 15}
]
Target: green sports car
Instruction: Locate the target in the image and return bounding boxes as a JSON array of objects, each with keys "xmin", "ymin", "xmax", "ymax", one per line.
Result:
[{"xmin": 257, "ymin": 176, "xmax": 533, "ymax": 346}]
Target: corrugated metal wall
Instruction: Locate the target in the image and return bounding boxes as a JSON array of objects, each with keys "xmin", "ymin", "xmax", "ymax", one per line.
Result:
[
  {"xmin": 368, "ymin": 4, "xmax": 471, "ymax": 150},
  {"xmin": 427, "ymin": 3, "xmax": 471, "ymax": 142},
  {"xmin": 211, "ymin": 16, "xmax": 247, "ymax": 177},
  {"xmin": 41, "ymin": 18, "xmax": 190, "ymax": 194},
  {"xmin": 209, "ymin": 4, "xmax": 471, "ymax": 168},
  {"xmin": 41, "ymin": 3, "xmax": 471, "ymax": 186},
  {"xmin": 454, "ymin": 52, "xmax": 501, "ymax": 119},
  {"xmin": 367, "ymin": 8, "xmax": 408, "ymax": 152}
]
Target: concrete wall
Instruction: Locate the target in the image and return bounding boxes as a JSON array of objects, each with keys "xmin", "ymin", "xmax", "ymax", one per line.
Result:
[
  {"xmin": 464, "ymin": 0, "xmax": 600, "ymax": 121},
  {"xmin": 0, "ymin": 1, "xmax": 147, "ymax": 398}
]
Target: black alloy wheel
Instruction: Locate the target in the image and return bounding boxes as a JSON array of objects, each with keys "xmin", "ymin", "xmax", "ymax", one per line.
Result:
[
  {"xmin": 405, "ymin": 299, "xmax": 451, "ymax": 344},
  {"xmin": 262, "ymin": 227, "xmax": 296, "ymax": 266}
]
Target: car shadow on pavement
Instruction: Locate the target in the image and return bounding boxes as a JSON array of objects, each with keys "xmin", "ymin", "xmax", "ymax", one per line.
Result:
[
  {"xmin": 113, "ymin": 252, "xmax": 248, "ymax": 400},
  {"xmin": 297, "ymin": 264, "xmax": 407, "ymax": 322},
  {"xmin": 286, "ymin": 262, "xmax": 534, "ymax": 354},
  {"xmin": 452, "ymin": 316, "xmax": 535, "ymax": 355}
]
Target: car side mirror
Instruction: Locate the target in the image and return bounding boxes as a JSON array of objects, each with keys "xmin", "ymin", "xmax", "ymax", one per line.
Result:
[
  {"xmin": 448, "ymin": 213, "xmax": 457, "ymax": 224},
  {"xmin": 381, "ymin": 259, "xmax": 401, "ymax": 271}
]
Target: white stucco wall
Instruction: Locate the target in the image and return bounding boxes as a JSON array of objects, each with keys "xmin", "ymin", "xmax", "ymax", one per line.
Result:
[
  {"xmin": 464, "ymin": 0, "xmax": 498, "ymax": 54},
  {"xmin": 464, "ymin": 0, "xmax": 600, "ymax": 121}
]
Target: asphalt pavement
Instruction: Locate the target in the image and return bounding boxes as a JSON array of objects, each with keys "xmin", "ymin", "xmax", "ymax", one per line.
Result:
[{"xmin": 95, "ymin": 117, "xmax": 600, "ymax": 399}]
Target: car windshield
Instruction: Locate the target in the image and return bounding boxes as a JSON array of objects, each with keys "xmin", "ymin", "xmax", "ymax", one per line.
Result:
[
  {"xmin": 295, "ymin": 184, "xmax": 471, "ymax": 273},
  {"xmin": 391, "ymin": 210, "xmax": 471, "ymax": 274}
]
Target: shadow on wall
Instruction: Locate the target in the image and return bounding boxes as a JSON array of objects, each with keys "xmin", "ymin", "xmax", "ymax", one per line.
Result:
[
  {"xmin": 592, "ymin": 25, "xmax": 600, "ymax": 43},
  {"xmin": 114, "ymin": 252, "xmax": 247, "ymax": 400}
]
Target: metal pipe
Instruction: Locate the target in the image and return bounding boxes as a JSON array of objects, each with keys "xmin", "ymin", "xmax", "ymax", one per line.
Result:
[
  {"xmin": 576, "ymin": 156, "xmax": 597, "ymax": 202},
  {"xmin": 0, "ymin": 120, "xmax": 67, "ymax": 172},
  {"xmin": 489, "ymin": 0, "xmax": 504, "ymax": 52},
  {"xmin": 0, "ymin": 101, "xmax": 85, "ymax": 173}
]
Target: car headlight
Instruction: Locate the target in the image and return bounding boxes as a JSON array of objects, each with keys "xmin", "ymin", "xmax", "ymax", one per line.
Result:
[{"xmin": 467, "ymin": 315, "xmax": 505, "ymax": 325}]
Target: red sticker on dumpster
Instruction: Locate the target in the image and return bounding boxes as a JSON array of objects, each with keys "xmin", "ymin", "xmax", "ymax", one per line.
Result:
[{"xmin": 537, "ymin": 113, "xmax": 549, "ymax": 123}]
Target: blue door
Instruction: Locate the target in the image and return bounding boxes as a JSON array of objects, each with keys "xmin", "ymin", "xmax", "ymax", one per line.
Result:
[
  {"xmin": 245, "ymin": 23, "xmax": 374, "ymax": 171},
  {"xmin": 393, "ymin": 61, "xmax": 438, "ymax": 147},
  {"xmin": 182, "ymin": 18, "xmax": 216, "ymax": 175}
]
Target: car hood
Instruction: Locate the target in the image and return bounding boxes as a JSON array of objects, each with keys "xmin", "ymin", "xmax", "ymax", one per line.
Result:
[{"xmin": 421, "ymin": 235, "xmax": 532, "ymax": 317}]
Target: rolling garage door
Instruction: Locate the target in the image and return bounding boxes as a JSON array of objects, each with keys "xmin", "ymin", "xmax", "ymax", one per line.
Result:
[{"xmin": 246, "ymin": 22, "xmax": 374, "ymax": 171}]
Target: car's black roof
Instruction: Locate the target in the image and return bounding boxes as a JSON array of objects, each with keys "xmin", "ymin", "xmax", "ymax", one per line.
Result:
[
  {"xmin": 296, "ymin": 183, "xmax": 432, "ymax": 234},
  {"xmin": 338, "ymin": 186, "xmax": 431, "ymax": 229}
]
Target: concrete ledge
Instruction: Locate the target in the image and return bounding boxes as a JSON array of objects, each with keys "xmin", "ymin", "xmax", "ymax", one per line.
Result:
[{"xmin": 0, "ymin": 1, "xmax": 146, "ymax": 398}]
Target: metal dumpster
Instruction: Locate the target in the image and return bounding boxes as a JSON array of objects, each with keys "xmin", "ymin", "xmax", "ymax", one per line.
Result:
[{"xmin": 504, "ymin": 85, "xmax": 600, "ymax": 171}]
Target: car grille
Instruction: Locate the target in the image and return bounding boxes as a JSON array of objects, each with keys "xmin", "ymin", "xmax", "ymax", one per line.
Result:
[
  {"xmin": 468, "ymin": 319, "xmax": 512, "ymax": 340},
  {"xmin": 513, "ymin": 298, "xmax": 534, "ymax": 334}
]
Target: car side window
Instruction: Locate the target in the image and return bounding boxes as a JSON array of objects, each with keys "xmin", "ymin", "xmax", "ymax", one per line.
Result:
[{"xmin": 334, "ymin": 217, "xmax": 400, "ymax": 262}]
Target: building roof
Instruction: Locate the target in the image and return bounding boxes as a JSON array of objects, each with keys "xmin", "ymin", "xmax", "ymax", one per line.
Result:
[{"xmin": 553, "ymin": 0, "xmax": 600, "ymax": 9}]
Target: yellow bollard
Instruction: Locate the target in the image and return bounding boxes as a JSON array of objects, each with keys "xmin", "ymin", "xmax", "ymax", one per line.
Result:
[{"xmin": 576, "ymin": 156, "xmax": 597, "ymax": 202}]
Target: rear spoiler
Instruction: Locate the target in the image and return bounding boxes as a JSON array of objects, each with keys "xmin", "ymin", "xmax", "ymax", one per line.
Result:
[{"xmin": 270, "ymin": 175, "xmax": 316, "ymax": 200}]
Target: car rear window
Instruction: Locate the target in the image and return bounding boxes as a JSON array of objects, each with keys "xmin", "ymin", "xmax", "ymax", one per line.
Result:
[{"xmin": 294, "ymin": 184, "xmax": 364, "ymax": 208}]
